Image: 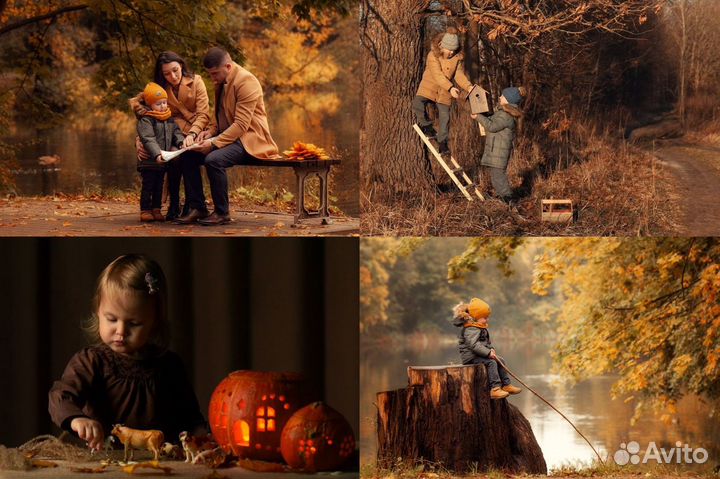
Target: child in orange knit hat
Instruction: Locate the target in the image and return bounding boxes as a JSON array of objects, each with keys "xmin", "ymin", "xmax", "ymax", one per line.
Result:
[
  {"xmin": 453, "ymin": 298, "xmax": 522, "ymax": 399},
  {"xmin": 136, "ymin": 82, "xmax": 185, "ymax": 222}
]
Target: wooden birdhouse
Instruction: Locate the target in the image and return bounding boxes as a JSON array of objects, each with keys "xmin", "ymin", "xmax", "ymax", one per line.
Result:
[
  {"xmin": 541, "ymin": 199, "xmax": 574, "ymax": 223},
  {"xmin": 468, "ymin": 84, "xmax": 490, "ymax": 115},
  {"xmin": 208, "ymin": 371, "xmax": 314, "ymax": 462}
]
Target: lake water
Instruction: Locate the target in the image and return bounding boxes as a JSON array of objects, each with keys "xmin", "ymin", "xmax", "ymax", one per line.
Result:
[
  {"xmin": 360, "ymin": 338, "xmax": 720, "ymax": 471},
  {"xmin": 8, "ymin": 90, "xmax": 359, "ymax": 216}
]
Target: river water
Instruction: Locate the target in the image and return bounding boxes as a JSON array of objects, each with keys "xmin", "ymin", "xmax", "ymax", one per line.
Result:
[
  {"xmin": 8, "ymin": 90, "xmax": 359, "ymax": 216},
  {"xmin": 360, "ymin": 338, "xmax": 720, "ymax": 471}
]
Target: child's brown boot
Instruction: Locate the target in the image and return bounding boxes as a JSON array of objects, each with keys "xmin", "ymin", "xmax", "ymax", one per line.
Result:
[
  {"xmin": 502, "ymin": 384, "xmax": 522, "ymax": 395},
  {"xmin": 490, "ymin": 387, "xmax": 509, "ymax": 399},
  {"xmin": 140, "ymin": 211, "xmax": 154, "ymax": 222},
  {"xmin": 152, "ymin": 209, "xmax": 165, "ymax": 221}
]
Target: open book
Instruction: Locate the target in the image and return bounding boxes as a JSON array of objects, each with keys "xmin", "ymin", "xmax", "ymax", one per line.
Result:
[{"xmin": 159, "ymin": 137, "xmax": 217, "ymax": 162}]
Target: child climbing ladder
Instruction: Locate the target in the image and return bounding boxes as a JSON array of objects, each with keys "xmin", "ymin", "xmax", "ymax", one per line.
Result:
[{"xmin": 411, "ymin": 28, "xmax": 483, "ymax": 201}]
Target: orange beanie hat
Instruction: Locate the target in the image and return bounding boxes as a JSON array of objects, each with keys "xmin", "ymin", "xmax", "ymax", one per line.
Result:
[
  {"xmin": 143, "ymin": 82, "xmax": 167, "ymax": 106},
  {"xmin": 468, "ymin": 298, "xmax": 491, "ymax": 320}
]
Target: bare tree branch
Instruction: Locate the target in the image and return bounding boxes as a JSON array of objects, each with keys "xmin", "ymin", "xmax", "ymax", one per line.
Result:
[{"xmin": 0, "ymin": 4, "xmax": 89, "ymax": 36}]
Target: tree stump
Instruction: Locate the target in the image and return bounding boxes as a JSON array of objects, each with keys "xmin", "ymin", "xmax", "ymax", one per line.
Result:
[{"xmin": 376, "ymin": 365, "xmax": 547, "ymax": 474}]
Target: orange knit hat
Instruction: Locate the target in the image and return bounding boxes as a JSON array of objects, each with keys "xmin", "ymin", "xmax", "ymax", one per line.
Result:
[
  {"xmin": 143, "ymin": 82, "xmax": 167, "ymax": 106},
  {"xmin": 468, "ymin": 298, "xmax": 491, "ymax": 320}
]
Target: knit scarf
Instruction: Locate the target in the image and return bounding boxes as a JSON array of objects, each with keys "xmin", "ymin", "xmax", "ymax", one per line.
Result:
[
  {"xmin": 144, "ymin": 109, "xmax": 171, "ymax": 121},
  {"xmin": 464, "ymin": 321, "xmax": 488, "ymax": 329}
]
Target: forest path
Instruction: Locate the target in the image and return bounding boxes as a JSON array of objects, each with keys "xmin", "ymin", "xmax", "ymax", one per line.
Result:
[{"xmin": 654, "ymin": 141, "xmax": 720, "ymax": 235}]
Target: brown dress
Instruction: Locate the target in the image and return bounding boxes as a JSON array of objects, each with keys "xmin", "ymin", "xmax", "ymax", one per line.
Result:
[{"xmin": 48, "ymin": 345, "xmax": 205, "ymax": 442}]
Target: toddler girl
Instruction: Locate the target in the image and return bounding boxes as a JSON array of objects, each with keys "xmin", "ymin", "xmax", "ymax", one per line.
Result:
[{"xmin": 48, "ymin": 254, "xmax": 205, "ymax": 451}]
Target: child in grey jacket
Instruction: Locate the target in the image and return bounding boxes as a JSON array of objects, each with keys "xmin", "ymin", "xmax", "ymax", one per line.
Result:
[
  {"xmin": 472, "ymin": 86, "xmax": 525, "ymax": 204},
  {"xmin": 453, "ymin": 297, "xmax": 522, "ymax": 399},
  {"xmin": 136, "ymin": 82, "xmax": 185, "ymax": 222}
]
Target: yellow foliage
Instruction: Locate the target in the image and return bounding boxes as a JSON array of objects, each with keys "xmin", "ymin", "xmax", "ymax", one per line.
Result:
[{"xmin": 241, "ymin": 6, "xmax": 341, "ymax": 90}]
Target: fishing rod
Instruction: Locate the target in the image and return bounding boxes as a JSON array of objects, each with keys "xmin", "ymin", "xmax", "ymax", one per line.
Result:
[{"xmin": 495, "ymin": 357, "xmax": 606, "ymax": 465}]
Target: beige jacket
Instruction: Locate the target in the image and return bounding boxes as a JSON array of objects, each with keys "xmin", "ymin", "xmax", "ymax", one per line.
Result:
[
  {"xmin": 416, "ymin": 43, "xmax": 472, "ymax": 105},
  {"xmin": 129, "ymin": 74, "xmax": 210, "ymax": 136},
  {"xmin": 208, "ymin": 62, "xmax": 280, "ymax": 160}
]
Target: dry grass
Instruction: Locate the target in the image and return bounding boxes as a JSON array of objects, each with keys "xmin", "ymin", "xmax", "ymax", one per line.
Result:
[
  {"xmin": 362, "ymin": 121, "xmax": 677, "ymax": 236},
  {"xmin": 361, "ymin": 460, "xmax": 719, "ymax": 479}
]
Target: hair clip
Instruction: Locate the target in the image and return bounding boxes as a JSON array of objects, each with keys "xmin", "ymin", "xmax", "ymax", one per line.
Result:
[{"xmin": 145, "ymin": 273, "xmax": 159, "ymax": 295}]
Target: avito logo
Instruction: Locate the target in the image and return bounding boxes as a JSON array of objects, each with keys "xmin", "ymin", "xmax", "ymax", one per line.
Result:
[{"xmin": 614, "ymin": 441, "xmax": 708, "ymax": 465}]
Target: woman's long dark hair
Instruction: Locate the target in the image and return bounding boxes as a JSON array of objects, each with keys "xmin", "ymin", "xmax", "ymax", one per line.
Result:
[{"xmin": 153, "ymin": 51, "xmax": 193, "ymax": 87}]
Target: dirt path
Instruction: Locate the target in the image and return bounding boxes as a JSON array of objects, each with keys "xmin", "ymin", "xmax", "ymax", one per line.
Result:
[
  {"xmin": 0, "ymin": 198, "xmax": 358, "ymax": 236},
  {"xmin": 654, "ymin": 142, "xmax": 720, "ymax": 235}
]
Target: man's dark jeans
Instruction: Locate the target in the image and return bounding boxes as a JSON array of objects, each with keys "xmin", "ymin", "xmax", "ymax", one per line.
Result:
[
  {"xmin": 179, "ymin": 150, "xmax": 208, "ymax": 212},
  {"xmin": 203, "ymin": 141, "xmax": 253, "ymax": 216}
]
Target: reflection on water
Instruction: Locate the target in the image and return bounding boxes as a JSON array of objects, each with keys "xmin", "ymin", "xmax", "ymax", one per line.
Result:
[
  {"xmin": 9, "ymin": 89, "xmax": 359, "ymax": 215},
  {"xmin": 360, "ymin": 339, "xmax": 720, "ymax": 470}
]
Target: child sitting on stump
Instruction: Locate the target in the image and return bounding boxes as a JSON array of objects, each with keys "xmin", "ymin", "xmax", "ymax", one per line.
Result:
[
  {"xmin": 453, "ymin": 297, "xmax": 522, "ymax": 399},
  {"xmin": 412, "ymin": 27, "xmax": 473, "ymax": 158}
]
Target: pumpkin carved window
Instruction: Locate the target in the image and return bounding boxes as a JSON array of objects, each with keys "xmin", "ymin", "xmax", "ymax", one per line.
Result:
[
  {"xmin": 256, "ymin": 405, "xmax": 276, "ymax": 432},
  {"xmin": 209, "ymin": 371, "xmax": 312, "ymax": 461}
]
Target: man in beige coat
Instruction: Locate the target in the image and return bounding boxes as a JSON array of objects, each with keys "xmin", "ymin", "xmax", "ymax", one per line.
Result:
[{"xmin": 191, "ymin": 47, "xmax": 280, "ymax": 225}]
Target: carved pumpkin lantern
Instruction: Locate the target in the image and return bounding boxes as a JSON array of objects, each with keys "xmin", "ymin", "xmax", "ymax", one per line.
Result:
[
  {"xmin": 280, "ymin": 402, "xmax": 355, "ymax": 471},
  {"xmin": 208, "ymin": 371, "xmax": 312, "ymax": 461}
]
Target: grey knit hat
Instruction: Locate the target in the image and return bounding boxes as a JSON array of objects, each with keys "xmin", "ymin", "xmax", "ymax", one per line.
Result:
[{"xmin": 440, "ymin": 33, "xmax": 460, "ymax": 51}]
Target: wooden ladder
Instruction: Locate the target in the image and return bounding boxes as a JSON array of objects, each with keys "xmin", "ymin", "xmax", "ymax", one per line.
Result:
[{"xmin": 413, "ymin": 124, "xmax": 485, "ymax": 202}]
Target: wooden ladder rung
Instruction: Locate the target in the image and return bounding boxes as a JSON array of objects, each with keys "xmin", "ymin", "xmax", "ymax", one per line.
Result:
[{"xmin": 412, "ymin": 124, "xmax": 485, "ymax": 202}]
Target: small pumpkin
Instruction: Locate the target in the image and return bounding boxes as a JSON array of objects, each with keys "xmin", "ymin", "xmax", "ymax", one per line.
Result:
[{"xmin": 280, "ymin": 401, "xmax": 355, "ymax": 471}]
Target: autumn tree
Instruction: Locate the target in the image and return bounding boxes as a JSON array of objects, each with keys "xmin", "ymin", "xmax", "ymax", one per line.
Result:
[
  {"xmin": 360, "ymin": 237, "xmax": 552, "ymax": 339},
  {"xmin": 450, "ymin": 237, "xmax": 720, "ymax": 421},
  {"xmin": 659, "ymin": 0, "xmax": 720, "ymax": 124},
  {"xmin": 0, "ymin": 0, "xmax": 355, "ymax": 113},
  {"xmin": 360, "ymin": 0, "xmax": 663, "ymax": 201}
]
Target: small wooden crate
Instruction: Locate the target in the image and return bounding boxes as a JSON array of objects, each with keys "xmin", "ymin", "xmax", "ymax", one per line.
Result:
[{"xmin": 541, "ymin": 199, "xmax": 573, "ymax": 223}]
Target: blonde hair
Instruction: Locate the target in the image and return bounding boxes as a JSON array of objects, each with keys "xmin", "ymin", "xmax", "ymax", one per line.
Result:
[{"xmin": 83, "ymin": 254, "xmax": 170, "ymax": 350}]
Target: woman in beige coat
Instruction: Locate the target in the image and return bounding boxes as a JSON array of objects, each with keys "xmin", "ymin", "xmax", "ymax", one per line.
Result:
[
  {"xmin": 131, "ymin": 51, "xmax": 211, "ymax": 221},
  {"xmin": 412, "ymin": 29, "xmax": 473, "ymax": 158}
]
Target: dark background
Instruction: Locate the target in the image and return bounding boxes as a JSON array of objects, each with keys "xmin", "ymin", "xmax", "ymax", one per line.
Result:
[{"xmin": 0, "ymin": 238, "xmax": 358, "ymax": 448}]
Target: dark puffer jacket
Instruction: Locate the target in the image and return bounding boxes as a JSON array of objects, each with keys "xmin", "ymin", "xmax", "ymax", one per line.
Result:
[
  {"xmin": 476, "ymin": 103, "xmax": 522, "ymax": 169},
  {"xmin": 452, "ymin": 305, "xmax": 494, "ymax": 364},
  {"xmin": 136, "ymin": 116, "xmax": 185, "ymax": 171}
]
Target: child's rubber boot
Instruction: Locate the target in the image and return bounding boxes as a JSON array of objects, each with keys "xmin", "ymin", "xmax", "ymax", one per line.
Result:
[
  {"xmin": 438, "ymin": 140, "xmax": 451, "ymax": 159},
  {"xmin": 490, "ymin": 387, "xmax": 509, "ymax": 399},
  {"xmin": 502, "ymin": 384, "xmax": 522, "ymax": 395},
  {"xmin": 420, "ymin": 124, "xmax": 436, "ymax": 138},
  {"xmin": 152, "ymin": 208, "xmax": 165, "ymax": 222},
  {"xmin": 140, "ymin": 211, "xmax": 154, "ymax": 222}
]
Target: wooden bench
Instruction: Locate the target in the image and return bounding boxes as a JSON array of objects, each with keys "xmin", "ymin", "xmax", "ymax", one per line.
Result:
[{"xmin": 242, "ymin": 157, "xmax": 341, "ymax": 225}]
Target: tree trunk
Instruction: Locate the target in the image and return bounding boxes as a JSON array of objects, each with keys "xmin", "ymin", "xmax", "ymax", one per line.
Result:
[
  {"xmin": 376, "ymin": 365, "xmax": 547, "ymax": 474},
  {"xmin": 360, "ymin": 0, "xmax": 435, "ymax": 197},
  {"xmin": 449, "ymin": 13, "xmax": 484, "ymax": 185}
]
